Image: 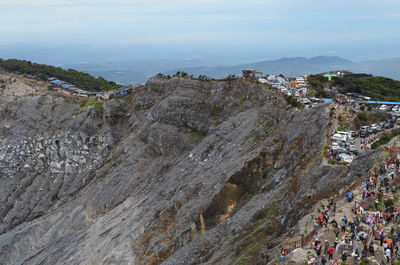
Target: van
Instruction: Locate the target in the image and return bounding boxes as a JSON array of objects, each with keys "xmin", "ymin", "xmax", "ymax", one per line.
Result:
[
  {"xmin": 337, "ymin": 131, "xmax": 352, "ymax": 140},
  {"xmin": 332, "ymin": 133, "xmax": 347, "ymax": 142}
]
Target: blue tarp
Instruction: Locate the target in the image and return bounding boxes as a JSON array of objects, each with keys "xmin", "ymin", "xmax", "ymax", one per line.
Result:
[
  {"xmin": 323, "ymin": 98, "xmax": 334, "ymax": 102},
  {"xmin": 366, "ymin": 101, "xmax": 400, "ymax": 105},
  {"xmin": 50, "ymin": 80, "xmax": 61, "ymax": 84}
]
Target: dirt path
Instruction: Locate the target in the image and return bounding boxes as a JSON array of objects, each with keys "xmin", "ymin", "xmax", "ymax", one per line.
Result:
[{"xmin": 299, "ymin": 162, "xmax": 400, "ymax": 265}]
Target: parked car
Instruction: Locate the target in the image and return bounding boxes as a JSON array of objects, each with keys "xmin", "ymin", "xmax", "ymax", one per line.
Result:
[
  {"xmin": 383, "ymin": 122, "xmax": 393, "ymax": 129},
  {"xmin": 369, "ymin": 124, "xmax": 380, "ymax": 133},
  {"xmin": 340, "ymin": 153, "xmax": 355, "ymax": 163},
  {"xmin": 337, "ymin": 131, "xmax": 353, "ymax": 141},
  {"xmin": 359, "ymin": 126, "xmax": 369, "ymax": 137},
  {"xmin": 350, "ymin": 131, "xmax": 360, "ymax": 138},
  {"xmin": 393, "ymin": 105, "xmax": 399, "ymax": 112},
  {"xmin": 332, "ymin": 133, "xmax": 347, "ymax": 142},
  {"xmin": 387, "ymin": 105, "xmax": 394, "ymax": 111},
  {"xmin": 379, "ymin": 105, "xmax": 388, "ymax": 111}
]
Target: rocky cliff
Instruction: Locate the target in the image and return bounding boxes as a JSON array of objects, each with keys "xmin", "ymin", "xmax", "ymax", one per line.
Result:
[{"xmin": 0, "ymin": 74, "xmax": 380, "ymax": 265}]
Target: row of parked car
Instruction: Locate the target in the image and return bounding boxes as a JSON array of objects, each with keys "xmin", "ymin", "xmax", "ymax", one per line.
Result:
[
  {"xmin": 378, "ymin": 105, "xmax": 400, "ymax": 117},
  {"xmin": 329, "ymin": 116, "xmax": 398, "ymax": 164},
  {"xmin": 330, "ymin": 131, "xmax": 358, "ymax": 163},
  {"xmin": 358, "ymin": 118, "xmax": 397, "ymax": 137}
]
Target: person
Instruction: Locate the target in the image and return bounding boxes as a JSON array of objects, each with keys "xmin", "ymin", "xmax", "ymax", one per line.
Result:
[
  {"xmin": 354, "ymin": 217, "xmax": 360, "ymax": 231},
  {"xmin": 386, "ymin": 237, "xmax": 392, "ymax": 249},
  {"xmin": 369, "ymin": 242, "xmax": 375, "ymax": 255},
  {"xmin": 385, "ymin": 248, "xmax": 391, "ymax": 263},
  {"xmin": 334, "ymin": 238, "xmax": 339, "ymax": 248},
  {"xmin": 362, "ymin": 188, "xmax": 367, "ymax": 200},
  {"xmin": 328, "ymin": 246, "xmax": 335, "ymax": 260},
  {"xmin": 321, "ymin": 255, "xmax": 327, "ymax": 265},
  {"xmin": 352, "ymin": 249, "xmax": 360, "ymax": 264},
  {"xmin": 334, "ymin": 226, "xmax": 340, "ymax": 238},
  {"xmin": 341, "ymin": 216, "xmax": 348, "ymax": 232},
  {"xmin": 380, "ymin": 233, "xmax": 386, "ymax": 246},
  {"xmin": 316, "ymin": 244, "xmax": 322, "ymax": 257},
  {"xmin": 349, "ymin": 220, "xmax": 355, "ymax": 233},
  {"xmin": 324, "ymin": 240, "xmax": 330, "ymax": 255},
  {"xmin": 347, "ymin": 191, "xmax": 353, "ymax": 202},
  {"xmin": 341, "ymin": 252, "xmax": 347, "ymax": 262}
]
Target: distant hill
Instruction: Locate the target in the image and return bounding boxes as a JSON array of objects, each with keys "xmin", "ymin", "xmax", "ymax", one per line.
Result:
[
  {"xmin": 60, "ymin": 56, "xmax": 400, "ymax": 85},
  {"xmin": 164, "ymin": 56, "xmax": 357, "ymax": 78},
  {"xmin": 163, "ymin": 56, "xmax": 400, "ymax": 81},
  {"xmin": 0, "ymin": 58, "xmax": 122, "ymax": 91}
]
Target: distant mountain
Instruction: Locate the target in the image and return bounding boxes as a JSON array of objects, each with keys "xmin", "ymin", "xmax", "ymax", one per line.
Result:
[
  {"xmin": 163, "ymin": 56, "xmax": 400, "ymax": 81},
  {"xmin": 164, "ymin": 56, "xmax": 357, "ymax": 78},
  {"xmin": 64, "ymin": 56, "xmax": 400, "ymax": 84}
]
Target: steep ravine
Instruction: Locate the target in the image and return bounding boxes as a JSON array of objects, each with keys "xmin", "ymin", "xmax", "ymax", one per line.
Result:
[{"xmin": 0, "ymin": 75, "xmax": 379, "ymax": 265}]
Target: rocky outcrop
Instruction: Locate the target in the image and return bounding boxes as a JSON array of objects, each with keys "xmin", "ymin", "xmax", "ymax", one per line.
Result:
[{"xmin": 0, "ymin": 75, "xmax": 379, "ymax": 265}]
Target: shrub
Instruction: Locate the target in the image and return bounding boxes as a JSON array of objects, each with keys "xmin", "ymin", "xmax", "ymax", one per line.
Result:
[
  {"xmin": 357, "ymin": 112, "xmax": 368, "ymax": 121},
  {"xmin": 284, "ymin": 95, "xmax": 300, "ymax": 108}
]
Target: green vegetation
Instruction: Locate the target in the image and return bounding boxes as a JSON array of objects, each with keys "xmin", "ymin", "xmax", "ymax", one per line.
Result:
[
  {"xmin": 254, "ymin": 203, "xmax": 279, "ymax": 228},
  {"xmin": 0, "ymin": 58, "xmax": 121, "ymax": 92},
  {"xmin": 371, "ymin": 129, "xmax": 400, "ymax": 149},
  {"xmin": 357, "ymin": 112, "xmax": 368, "ymax": 121},
  {"xmin": 236, "ymin": 241, "xmax": 264, "ymax": 265},
  {"xmin": 307, "ymin": 75, "xmax": 333, "ymax": 99},
  {"xmin": 75, "ymin": 98, "xmax": 104, "ymax": 114},
  {"xmin": 333, "ymin": 75, "xmax": 400, "ymax": 101},
  {"xmin": 309, "ymin": 73, "xmax": 400, "ymax": 101},
  {"xmin": 284, "ymin": 95, "xmax": 301, "ymax": 108},
  {"xmin": 308, "ymin": 74, "xmax": 331, "ymax": 90},
  {"xmin": 384, "ymin": 198, "xmax": 395, "ymax": 211}
]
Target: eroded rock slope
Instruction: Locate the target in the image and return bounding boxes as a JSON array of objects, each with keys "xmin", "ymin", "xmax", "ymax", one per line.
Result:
[{"xmin": 0, "ymin": 75, "xmax": 379, "ymax": 265}]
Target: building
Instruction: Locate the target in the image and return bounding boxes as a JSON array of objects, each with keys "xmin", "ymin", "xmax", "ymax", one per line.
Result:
[
  {"xmin": 323, "ymin": 73, "xmax": 338, "ymax": 81},
  {"xmin": 242, "ymin": 69, "xmax": 257, "ymax": 79}
]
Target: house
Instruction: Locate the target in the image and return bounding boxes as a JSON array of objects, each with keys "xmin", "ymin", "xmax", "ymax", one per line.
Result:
[
  {"xmin": 242, "ymin": 69, "xmax": 256, "ymax": 79},
  {"xmin": 61, "ymin": 83, "xmax": 73, "ymax": 89},
  {"xmin": 50, "ymin": 79, "xmax": 63, "ymax": 85},
  {"xmin": 109, "ymin": 88, "xmax": 130, "ymax": 98}
]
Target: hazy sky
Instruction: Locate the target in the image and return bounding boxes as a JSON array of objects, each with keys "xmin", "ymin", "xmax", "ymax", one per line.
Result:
[{"xmin": 1, "ymin": 0, "xmax": 400, "ymax": 61}]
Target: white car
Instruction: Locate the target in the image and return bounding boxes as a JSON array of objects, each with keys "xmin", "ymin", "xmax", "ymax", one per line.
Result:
[
  {"xmin": 332, "ymin": 133, "xmax": 347, "ymax": 142},
  {"xmin": 393, "ymin": 105, "xmax": 399, "ymax": 112},
  {"xmin": 340, "ymin": 153, "xmax": 354, "ymax": 163},
  {"xmin": 337, "ymin": 131, "xmax": 352, "ymax": 140},
  {"xmin": 379, "ymin": 105, "xmax": 387, "ymax": 111}
]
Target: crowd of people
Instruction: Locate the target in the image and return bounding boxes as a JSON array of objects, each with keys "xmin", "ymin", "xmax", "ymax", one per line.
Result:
[{"xmin": 280, "ymin": 159, "xmax": 400, "ymax": 264}]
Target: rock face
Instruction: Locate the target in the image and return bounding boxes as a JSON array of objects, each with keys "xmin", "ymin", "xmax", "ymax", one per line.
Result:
[{"xmin": 0, "ymin": 75, "xmax": 379, "ymax": 265}]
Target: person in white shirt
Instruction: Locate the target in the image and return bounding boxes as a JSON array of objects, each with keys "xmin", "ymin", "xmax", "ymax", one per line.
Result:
[{"xmin": 385, "ymin": 248, "xmax": 391, "ymax": 263}]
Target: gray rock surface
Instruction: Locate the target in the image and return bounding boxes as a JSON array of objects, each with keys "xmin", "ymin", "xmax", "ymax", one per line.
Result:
[{"xmin": 0, "ymin": 75, "xmax": 380, "ymax": 265}]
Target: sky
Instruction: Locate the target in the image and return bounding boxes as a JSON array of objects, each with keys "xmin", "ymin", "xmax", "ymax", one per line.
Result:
[{"xmin": 1, "ymin": 0, "xmax": 400, "ymax": 63}]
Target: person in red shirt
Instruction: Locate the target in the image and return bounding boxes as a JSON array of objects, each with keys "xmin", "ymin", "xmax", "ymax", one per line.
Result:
[{"xmin": 328, "ymin": 246, "xmax": 335, "ymax": 260}]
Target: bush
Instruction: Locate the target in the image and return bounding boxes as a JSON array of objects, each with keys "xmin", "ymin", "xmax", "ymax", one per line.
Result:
[
  {"xmin": 357, "ymin": 112, "xmax": 368, "ymax": 121},
  {"xmin": 371, "ymin": 129, "xmax": 400, "ymax": 149},
  {"xmin": 384, "ymin": 198, "xmax": 394, "ymax": 208},
  {"xmin": 284, "ymin": 95, "xmax": 300, "ymax": 108}
]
